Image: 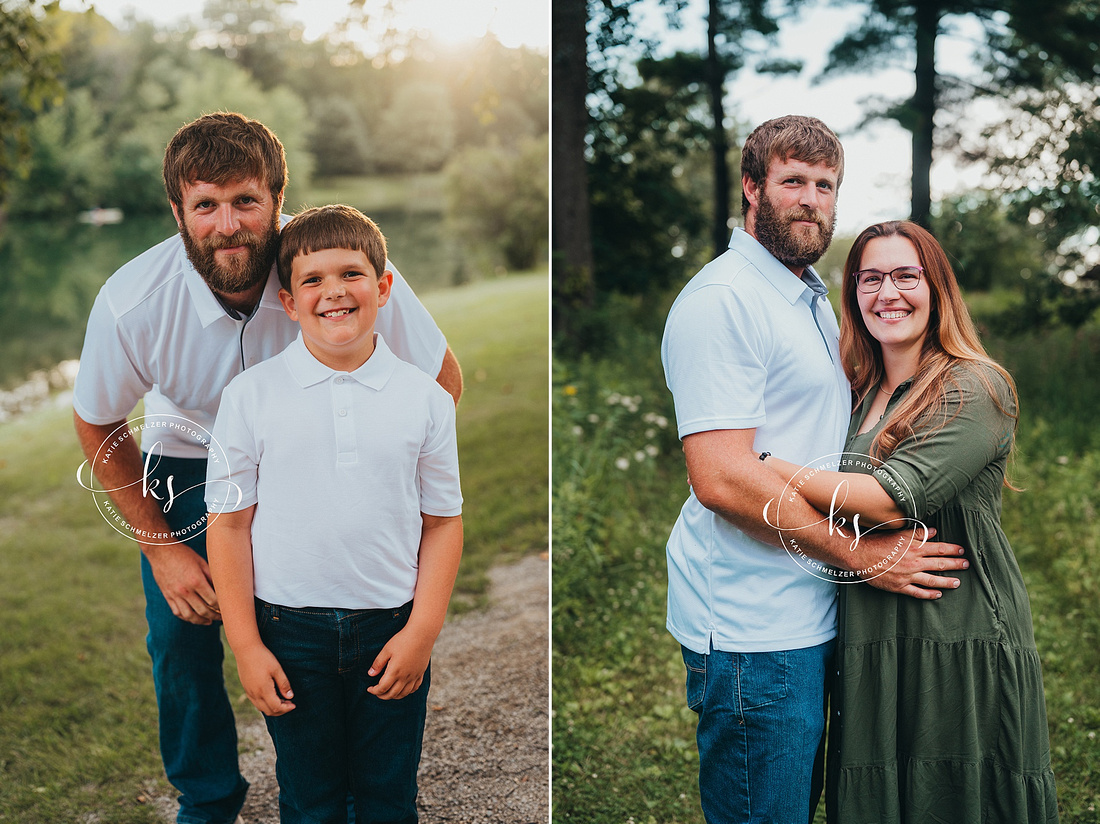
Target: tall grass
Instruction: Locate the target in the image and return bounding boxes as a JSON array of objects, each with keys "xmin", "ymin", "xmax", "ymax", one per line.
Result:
[
  {"xmin": 552, "ymin": 317, "xmax": 1100, "ymax": 823},
  {"xmin": 0, "ymin": 272, "xmax": 548, "ymax": 821}
]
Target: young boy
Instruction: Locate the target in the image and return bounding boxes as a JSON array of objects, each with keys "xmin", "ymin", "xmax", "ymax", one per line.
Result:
[{"xmin": 205, "ymin": 204, "xmax": 463, "ymax": 824}]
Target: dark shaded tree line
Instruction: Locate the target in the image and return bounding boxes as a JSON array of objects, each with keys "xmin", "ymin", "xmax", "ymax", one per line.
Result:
[{"xmin": 552, "ymin": 0, "xmax": 1100, "ymax": 345}]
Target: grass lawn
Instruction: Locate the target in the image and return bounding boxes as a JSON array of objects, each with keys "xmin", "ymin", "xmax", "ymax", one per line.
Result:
[
  {"xmin": 553, "ymin": 320, "xmax": 1100, "ymax": 824},
  {"xmin": 0, "ymin": 271, "xmax": 548, "ymax": 821}
]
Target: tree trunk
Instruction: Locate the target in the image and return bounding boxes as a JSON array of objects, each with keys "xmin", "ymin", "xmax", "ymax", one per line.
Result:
[
  {"xmin": 707, "ymin": 0, "xmax": 732, "ymax": 257},
  {"xmin": 551, "ymin": 0, "xmax": 595, "ymax": 334},
  {"xmin": 910, "ymin": 0, "xmax": 939, "ymax": 228}
]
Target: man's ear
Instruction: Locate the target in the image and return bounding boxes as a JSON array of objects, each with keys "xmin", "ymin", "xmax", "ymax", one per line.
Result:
[
  {"xmin": 377, "ymin": 270, "xmax": 394, "ymax": 308},
  {"xmin": 170, "ymin": 200, "xmax": 182, "ymax": 229},
  {"xmin": 275, "ymin": 189, "xmax": 286, "ymax": 218},
  {"xmin": 742, "ymin": 174, "xmax": 760, "ymax": 211},
  {"xmin": 278, "ymin": 287, "xmax": 297, "ymax": 321}
]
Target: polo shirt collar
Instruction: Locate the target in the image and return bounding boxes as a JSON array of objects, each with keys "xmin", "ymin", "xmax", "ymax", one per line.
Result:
[
  {"xmin": 284, "ymin": 332, "xmax": 398, "ymax": 390},
  {"xmin": 181, "ymin": 250, "xmax": 284, "ymax": 328},
  {"xmin": 728, "ymin": 227, "xmax": 828, "ymax": 306}
]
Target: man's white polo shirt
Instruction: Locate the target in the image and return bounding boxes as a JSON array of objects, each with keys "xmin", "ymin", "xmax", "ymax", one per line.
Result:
[
  {"xmin": 205, "ymin": 333, "xmax": 462, "ymax": 610},
  {"xmin": 661, "ymin": 228, "xmax": 850, "ymax": 654},
  {"xmin": 73, "ymin": 230, "xmax": 447, "ymax": 458}
]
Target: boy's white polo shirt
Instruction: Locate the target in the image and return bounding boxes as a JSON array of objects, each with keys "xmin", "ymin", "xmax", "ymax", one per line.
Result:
[
  {"xmin": 73, "ymin": 227, "xmax": 448, "ymax": 458},
  {"xmin": 661, "ymin": 228, "xmax": 850, "ymax": 655},
  {"xmin": 205, "ymin": 333, "xmax": 462, "ymax": 610}
]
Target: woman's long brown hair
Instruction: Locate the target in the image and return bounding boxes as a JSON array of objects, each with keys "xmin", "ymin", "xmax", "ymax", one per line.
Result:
[{"xmin": 839, "ymin": 221, "xmax": 1018, "ymax": 463}]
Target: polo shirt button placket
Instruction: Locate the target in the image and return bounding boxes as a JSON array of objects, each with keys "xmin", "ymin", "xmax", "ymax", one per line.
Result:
[{"xmin": 332, "ymin": 376, "xmax": 357, "ymax": 462}]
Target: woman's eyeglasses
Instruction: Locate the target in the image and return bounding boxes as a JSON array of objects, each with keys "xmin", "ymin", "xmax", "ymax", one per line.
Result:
[{"xmin": 853, "ymin": 266, "xmax": 924, "ymax": 294}]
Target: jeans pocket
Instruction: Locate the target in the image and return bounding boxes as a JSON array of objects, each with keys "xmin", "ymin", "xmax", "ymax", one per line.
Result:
[
  {"xmin": 255, "ymin": 600, "xmax": 277, "ymax": 631},
  {"xmin": 681, "ymin": 646, "xmax": 708, "ymax": 712},
  {"xmin": 738, "ymin": 650, "xmax": 789, "ymax": 710}
]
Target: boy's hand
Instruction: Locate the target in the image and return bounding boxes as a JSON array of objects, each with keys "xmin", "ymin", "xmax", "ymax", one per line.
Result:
[
  {"xmin": 236, "ymin": 643, "xmax": 296, "ymax": 716},
  {"xmin": 367, "ymin": 625, "xmax": 435, "ymax": 700}
]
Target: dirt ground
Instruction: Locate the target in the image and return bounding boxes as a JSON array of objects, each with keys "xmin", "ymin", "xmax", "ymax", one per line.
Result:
[{"xmin": 153, "ymin": 553, "xmax": 549, "ymax": 824}]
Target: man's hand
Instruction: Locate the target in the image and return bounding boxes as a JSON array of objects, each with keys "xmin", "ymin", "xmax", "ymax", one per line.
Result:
[
  {"xmin": 685, "ymin": 429, "xmax": 970, "ymax": 600},
  {"xmin": 367, "ymin": 625, "xmax": 434, "ymax": 701},
  {"xmin": 855, "ymin": 527, "xmax": 968, "ymax": 600},
  {"xmin": 235, "ymin": 643, "xmax": 295, "ymax": 716},
  {"xmin": 143, "ymin": 542, "xmax": 221, "ymax": 625},
  {"xmin": 75, "ymin": 412, "xmax": 222, "ymax": 622}
]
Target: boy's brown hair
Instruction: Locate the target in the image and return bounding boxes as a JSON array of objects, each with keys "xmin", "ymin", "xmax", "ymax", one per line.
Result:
[
  {"xmin": 277, "ymin": 205, "xmax": 388, "ymax": 291},
  {"xmin": 740, "ymin": 115, "xmax": 845, "ymax": 216},
  {"xmin": 163, "ymin": 112, "xmax": 287, "ymax": 210}
]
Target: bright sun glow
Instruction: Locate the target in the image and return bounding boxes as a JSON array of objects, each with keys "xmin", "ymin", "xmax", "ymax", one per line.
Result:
[
  {"xmin": 365, "ymin": 0, "xmax": 547, "ymax": 50},
  {"xmin": 66, "ymin": 0, "xmax": 547, "ymax": 51}
]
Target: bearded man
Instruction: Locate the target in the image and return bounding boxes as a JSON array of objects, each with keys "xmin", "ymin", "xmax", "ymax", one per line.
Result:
[
  {"xmin": 660, "ymin": 115, "xmax": 967, "ymax": 824},
  {"xmin": 73, "ymin": 113, "xmax": 461, "ymax": 824}
]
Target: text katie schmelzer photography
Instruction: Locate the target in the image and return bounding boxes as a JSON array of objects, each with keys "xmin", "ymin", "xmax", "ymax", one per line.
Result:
[
  {"xmin": 763, "ymin": 451, "xmax": 930, "ymax": 583},
  {"xmin": 76, "ymin": 414, "xmax": 241, "ymax": 543}
]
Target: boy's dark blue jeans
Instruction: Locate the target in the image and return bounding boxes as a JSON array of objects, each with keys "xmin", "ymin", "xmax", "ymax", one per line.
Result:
[{"xmin": 256, "ymin": 598, "xmax": 428, "ymax": 824}]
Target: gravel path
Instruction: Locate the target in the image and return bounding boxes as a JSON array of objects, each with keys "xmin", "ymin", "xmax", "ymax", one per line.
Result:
[{"xmin": 154, "ymin": 554, "xmax": 549, "ymax": 823}]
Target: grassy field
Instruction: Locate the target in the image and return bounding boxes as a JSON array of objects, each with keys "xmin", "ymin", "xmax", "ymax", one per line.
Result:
[
  {"xmin": 552, "ymin": 316, "xmax": 1100, "ymax": 823},
  {"xmin": 0, "ymin": 271, "xmax": 548, "ymax": 822}
]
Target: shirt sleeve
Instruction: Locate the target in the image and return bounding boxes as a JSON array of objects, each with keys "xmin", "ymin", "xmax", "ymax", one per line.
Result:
[
  {"xmin": 873, "ymin": 366, "xmax": 1015, "ymax": 520},
  {"xmin": 662, "ymin": 284, "xmax": 770, "ymax": 439},
  {"xmin": 205, "ymin": 383, "xmax": 259, "ymax": 513},
  {"xmin": 72, "ymin": 287, "xmax": 154, "ymax": 424},
  {"xmin": 374, "ymin": 259, "xmax": 448, "ymax": 379},
  {"xmin": 417, "ymin": 384, "xmax": 463, "ymax": 517}
]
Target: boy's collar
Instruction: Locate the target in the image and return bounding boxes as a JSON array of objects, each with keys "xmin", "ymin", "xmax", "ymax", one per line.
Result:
[{"xmin": 284, "ymin": 332, "xmax": 397, "ymax": 391}]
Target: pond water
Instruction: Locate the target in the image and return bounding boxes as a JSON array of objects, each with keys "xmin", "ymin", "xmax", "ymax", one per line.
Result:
[{"xmin": 0, "ymin": 207, "xmax": 455, "ymax": 391}]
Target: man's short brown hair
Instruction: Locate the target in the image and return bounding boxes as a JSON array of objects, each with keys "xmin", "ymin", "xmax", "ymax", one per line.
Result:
[
  {"xmin": 740, "ymin": 115, "xmax": 844, "ymax": 215},
  {"xmin": 277, "ymin": 205, "xmax": 388, "ymax": 291},
  {"xmin": 163, "ymin": 112, "xmax": 287, "ymax": 210}
]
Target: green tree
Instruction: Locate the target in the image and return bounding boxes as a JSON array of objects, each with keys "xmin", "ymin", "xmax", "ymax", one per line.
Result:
[
  {"xmin": 929, "ymin": 191, "xmax": 1047, "ymax": 292},
  {"xmin": 586, "ymin": 62, "xmax": 711, "ymax": 297},
  {"xmin": 822, "ymin": 0, "xmax": 1100, "ymax": 228},
  {"xmin": 197, "ymin": 0, "xmax": 304, "ymax": 89},
  {"xmin": 309, "ymin": 95, "xmax": 371, "ymax": 176},
  {"xmin": 7, "ymin": 87, "xmax": 110, "ymax": 216},
  {"xmin": 663, "ymin": 0, "xmax": 799, "ymax": 256},
  {"xmin": 0, "ymin": 0, "xmax": 62, "ymax": 209},
  {"xmin": 373, "ymin": 80, "xmax": 455, "ymax": 172},
  {"xmin": 445, "ymin": 134, "xmax": 549, "ymax": 271}
]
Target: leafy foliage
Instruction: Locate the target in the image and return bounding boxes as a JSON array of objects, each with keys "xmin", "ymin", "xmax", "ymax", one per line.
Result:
[
  {"xmin": 821, "ymin": 0, "xmax": 1100, "ymax": 229},
  {"xmin": 587, "ymin": 63, "xmax": 711, "ymax": 297},
  {"xmin": 929, "ymin": 192, "xmax": 1047, "ymax": 293},
  {"xmin": 444, "ymin": 134, "xmax": 549, "ymax": 271},
  {"xmin": 0, "ymin": 0, "xmax": 62, "ymax": 205},
  {"xmin": 0, "ymin": 4, "xmax": 547, "ymax": 218}
]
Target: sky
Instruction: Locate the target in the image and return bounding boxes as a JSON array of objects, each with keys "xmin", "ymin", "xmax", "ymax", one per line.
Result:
[
  {"xmin": 631, "ymin": 0, "xmax": 998, "ymax": 234},
  {"xmin": 61, "ymin": 0, "xmax": 550, "ymax": 51}
]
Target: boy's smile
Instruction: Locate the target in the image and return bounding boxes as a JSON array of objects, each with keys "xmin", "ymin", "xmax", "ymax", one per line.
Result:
[{"xmin": 278, "ymin": 247, "xmax": 392, "ymax": 372}]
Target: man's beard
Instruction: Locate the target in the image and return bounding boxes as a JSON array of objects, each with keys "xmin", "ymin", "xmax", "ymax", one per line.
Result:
[
  {"xmin": 753, "ymin": 188, "xmax": 835, "ymax": 270},
  {"xmin": 180, "ymin": 215, "xmax": 280, "ymax": 296}
]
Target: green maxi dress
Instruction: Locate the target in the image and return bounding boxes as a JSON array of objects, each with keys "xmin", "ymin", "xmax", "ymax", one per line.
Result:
[{"xmin": 826, "ymin": 364, "xmax": 1059, "ymax": 824}]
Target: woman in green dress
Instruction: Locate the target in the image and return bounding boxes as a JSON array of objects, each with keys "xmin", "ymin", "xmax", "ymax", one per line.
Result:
[{"xmin": 763, "ymin": 220, "xmax": 1058, "ymax": 822}]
